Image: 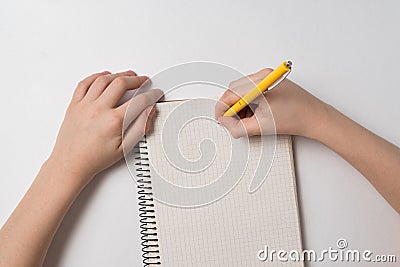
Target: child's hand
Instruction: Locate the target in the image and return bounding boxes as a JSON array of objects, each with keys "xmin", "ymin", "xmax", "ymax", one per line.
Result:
[
  {"xmin": 49, "ymin": 70, "xmax": 163, "ymax": 185},
  {"xmin": 215, "ymin": 68, "xmax": 329, "ymax": 139}
]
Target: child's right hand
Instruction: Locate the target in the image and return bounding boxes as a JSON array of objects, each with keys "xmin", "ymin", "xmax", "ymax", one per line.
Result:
[
  {"xmin": 215, "ymin": 68, "xmax": 330, "ymax": 140},
  {"xmin": 216, "ymin": 67, "xmax": 400, "ymax": 215}
]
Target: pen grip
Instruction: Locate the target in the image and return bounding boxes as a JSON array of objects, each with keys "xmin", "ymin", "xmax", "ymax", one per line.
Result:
[{"xmin": 223, "ymin": 62, "xmax": 290, "ymax": 117}]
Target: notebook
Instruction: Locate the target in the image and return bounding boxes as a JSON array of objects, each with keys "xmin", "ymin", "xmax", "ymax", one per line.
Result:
[{"xmin": 129, "ymin": 98, "xmax": 303, "ymax": 266}]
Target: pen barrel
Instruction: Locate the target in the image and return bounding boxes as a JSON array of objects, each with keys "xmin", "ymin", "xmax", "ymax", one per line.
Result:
[
  {"xmin": 223, "ymin": 62, "xmax": 290, "ymax": 116},
  {"xmin": 256, "ymin": 63, "xmax": 290, "ymax": 93}
]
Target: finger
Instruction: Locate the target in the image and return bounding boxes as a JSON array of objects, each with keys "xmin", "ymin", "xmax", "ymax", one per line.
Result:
[
  {"xmin": 84, "ymin": 70, "xmax": 136, "ymax": 101},
  {"xmin": 118, "ymin": 89, "xmax": 164, "ymax": 130},
  {"xmin": 214, "ymin": 89, "xmax": 242, "ymax": 118},
  {"xmin": 228, "ymin": 75, "xmax": 254, "ymax": 91},
  {"xmin": 249, "ymin": 68, "xmax": 273, "ymax": 81},
  {"xmin": 99, "ymin": 76, "xmax": 149, "ymax": 107},
  {"xmin": 230, "ymin": 78, "xmax": 262, "ymax": 94},
  {"xmin": 215, "ymin": 69, "xmax": 274, "ymax": 118},
  {"xmin": 121, "ymin": 106, "xmax": 155, "ymax": 153},
  {"xmin": 229, "ymin": 68, "xmax": 272, "ymax": 90},
  {"xmin": 72, "ymin": 71, "xmax": 111, "ymax": 102},
  {"xmin": 217, "ymin": 116, "xmax": 261, "ymax": 139}
]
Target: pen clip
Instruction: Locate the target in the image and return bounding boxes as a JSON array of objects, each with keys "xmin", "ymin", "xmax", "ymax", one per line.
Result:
[{"xmin": 265, "ymin": 64, "xmax": 292, "ymax": 92}]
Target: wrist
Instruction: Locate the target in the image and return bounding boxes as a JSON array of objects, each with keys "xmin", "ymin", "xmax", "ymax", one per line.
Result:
[
  {"xmin": 304, "ymin": 102, "xmax": 339, "ymax": 142},
  {"xmin": 43, "ymin": 155, "xmax": 93, "ymax": 192}
]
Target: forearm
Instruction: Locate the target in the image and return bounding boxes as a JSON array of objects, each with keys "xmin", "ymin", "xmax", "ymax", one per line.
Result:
[
  {"xmin": 0, "ymin": 70, "xmax": 159, "ymax": 267},
  {"xmin": 311, "ymin": 104, "xmax": 400, "ymax": 213},
  {"xmin": 217, "ymin": 70, "xmax": 400, "ymax": 213},
  {"xmin": 0, "ymin": 157, "xmax": 88, "ymax": 267}
]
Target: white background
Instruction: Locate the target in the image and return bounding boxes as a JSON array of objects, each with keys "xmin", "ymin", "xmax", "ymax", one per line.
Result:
[{"xmin": 1, "ymin": 0, "xmax": 399, "ymax": 266}]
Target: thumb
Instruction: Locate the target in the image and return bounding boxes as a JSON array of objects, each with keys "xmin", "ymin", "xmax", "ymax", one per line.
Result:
[{"xmin": 122, "ymin": 106, "xmax": 155, "ymax": 153}]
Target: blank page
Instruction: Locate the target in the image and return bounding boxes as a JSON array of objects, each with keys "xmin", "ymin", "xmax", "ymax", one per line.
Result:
[{"xmin": 143, "ymin": 99, "xmax": 303, "ymax": 266}]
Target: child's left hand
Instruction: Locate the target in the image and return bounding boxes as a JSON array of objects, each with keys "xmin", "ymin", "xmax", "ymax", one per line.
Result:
[{"xmin": 50, "ymin": 70, "xmax": 163, "ymax": 186}]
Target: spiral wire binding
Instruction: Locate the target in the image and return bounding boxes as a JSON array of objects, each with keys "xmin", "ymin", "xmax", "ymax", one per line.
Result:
[{"xmin": 134, "ymin": 139, "xmax": 161, "ymax": 266}]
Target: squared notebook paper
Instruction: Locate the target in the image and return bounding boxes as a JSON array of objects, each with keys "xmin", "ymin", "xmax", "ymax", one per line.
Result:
[{"xmin": 129, "ymin": 98, "xmax": 303, "ymax": 266}]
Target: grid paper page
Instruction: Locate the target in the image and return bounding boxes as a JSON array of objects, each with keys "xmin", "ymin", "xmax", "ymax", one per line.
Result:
[{"xmin": 145, "ymin": 99, "xmax": 303, "ymax": 266}]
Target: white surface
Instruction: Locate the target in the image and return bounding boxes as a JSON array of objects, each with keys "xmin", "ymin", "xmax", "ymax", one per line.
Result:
[{"xmin": 0, "ymin": 0, "xmax": 399, "ymax": 266}]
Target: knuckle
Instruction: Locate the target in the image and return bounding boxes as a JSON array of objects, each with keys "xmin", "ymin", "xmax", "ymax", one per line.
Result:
[
  {"xmin": 109, "ymin": 113, "xmax": 123, "ymax": 128},
  {"xmin": 222, "ymin": 89, "xmax": 233, "ymax": 99},
  {"xmin": 77, "ymin": 80, "xmax": 88, "ymax": 89},
  {"xmin": 135, "ymin": 93, "xmax": 149, "ymax": 103},
  {"xmin": 95, "ymin": 75, "xmax": 109, "ymax": 85},
  {"xmin": 113, "ymin": 77, "xmax": 127, "ymax": 87}
]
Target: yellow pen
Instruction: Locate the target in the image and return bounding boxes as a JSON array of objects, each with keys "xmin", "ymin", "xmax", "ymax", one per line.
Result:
[{"xmin": 223, "ymin": 61, "xmax": 292, "ymax": 117}]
